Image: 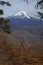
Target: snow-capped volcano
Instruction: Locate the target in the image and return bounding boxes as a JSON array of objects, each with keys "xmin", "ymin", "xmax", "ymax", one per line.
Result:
[{"xmin": 14, "ymin": 11, "xmax": 30, "ymax": 18}]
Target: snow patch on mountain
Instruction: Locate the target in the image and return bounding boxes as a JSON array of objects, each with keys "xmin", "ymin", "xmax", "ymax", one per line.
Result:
[{"xmin": 14, "ymin": 11, "xmax": 30, "ymax": 19}]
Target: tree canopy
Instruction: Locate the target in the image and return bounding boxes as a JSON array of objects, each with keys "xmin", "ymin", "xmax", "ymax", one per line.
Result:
[
  {"xmin": 0, "ymin": 1, "xmax": 11, "ymax": 6},
  {"xmin": 36, "ymin": 0, "xmax": 43, "ymax": 9},
  {"xmin": 0, "ymin": 1, "xmax": 11, "ymax": 33},
  {"xmin": 24, "ymin": 0, "xmax": 43, "ymax": 19},
  {"xmin": 24, "ymin": 0, "xmax": 43, "ymax": 8},
  {"xmin": 36, "ymin": 0, "xmax": 43, "ymax": 19}
]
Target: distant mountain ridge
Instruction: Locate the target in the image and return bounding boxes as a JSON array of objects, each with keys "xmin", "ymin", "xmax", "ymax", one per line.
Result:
[
  {"xmin": 8, "ymin": 11, "xmax": 43, "ymax": 35},
  {"xmin": 8, "ymin": 11, "xmax": 31, "ymax": 19},
  {"xmin": 5, "ymin": 11, "xmax": 43, "ymax": 46}
]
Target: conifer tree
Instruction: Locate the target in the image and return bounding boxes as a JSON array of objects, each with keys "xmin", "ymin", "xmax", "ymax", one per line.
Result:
[{"xmin": 0, "ymin": 1, "xmax": 11, "ymax": 33}]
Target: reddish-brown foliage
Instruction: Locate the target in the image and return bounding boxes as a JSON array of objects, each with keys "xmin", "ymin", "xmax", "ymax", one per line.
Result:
[{"xmin": 0, "ymin": 32, "xmax": 43, "ymax": 65}]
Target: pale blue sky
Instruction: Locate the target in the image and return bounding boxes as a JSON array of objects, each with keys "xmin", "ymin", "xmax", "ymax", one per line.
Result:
[{"xmin": 0, "ymin": 0, "xmax": 40, "ymax": 18}]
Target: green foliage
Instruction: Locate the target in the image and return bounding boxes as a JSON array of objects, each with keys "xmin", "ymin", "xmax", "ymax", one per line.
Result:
[
  {"xmin": 0, "ymin": 1, "xmax": 11, "ymax": 34},
  {"xmin": 0, "ymin": 10, "xmax": 3, "ymax": 15},
  {"xmin": 36, "ymin": 0, "xmax": 43, "ymax": 9},
  {"xmin": 0, "ymin": 1, "xmax": 11, "ymax": 6},
  {"xmin": 0, "ymin": 17, "xmax": 11, "ymax": 34},
  {"xmin": 24, "ymin": 0, "xmax": 43, "ymax": 19},
  {"xmin": 37, "ymin": 12, "xmax": 43, "ymax": 19},
  {"xmin": 36, "ymin": 0, "xmax": 43, "ymax": 19}
]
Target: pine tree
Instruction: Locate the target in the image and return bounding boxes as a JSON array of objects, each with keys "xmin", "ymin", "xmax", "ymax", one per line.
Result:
[
  {"xmin": 24, "ymin": 0, "xmax": 43, "ymax": 19},
  {"xmin": 0, "ymin": 1, "xmax": 11, "ymax": 33},
  {"xmin": 36, "ymin": 0, "xmax": 43, "ymax": 19}
]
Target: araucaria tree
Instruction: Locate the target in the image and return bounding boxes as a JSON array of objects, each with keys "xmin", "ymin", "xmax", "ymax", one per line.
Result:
[
  {"xmin": 0, "ymin": 1, "xmax": 11, "ymax": 33},
  {"xmin": 24, "ymin": 0, "xmax": 43, "ymax": 19}
]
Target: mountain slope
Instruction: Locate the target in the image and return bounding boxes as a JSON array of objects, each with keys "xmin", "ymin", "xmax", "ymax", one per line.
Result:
[{"xmin": 9, "ymin": 11, "xmax": 43, "ymax": 35}]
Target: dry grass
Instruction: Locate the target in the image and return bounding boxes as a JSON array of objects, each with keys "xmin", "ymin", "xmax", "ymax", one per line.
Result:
[{"xmin": 0, "ymin": 32, "xmax": 43, "ymax": 65}]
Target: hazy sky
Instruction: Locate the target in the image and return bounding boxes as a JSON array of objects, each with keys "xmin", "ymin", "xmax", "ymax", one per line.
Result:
[{"xmin": 0, "ymin": 0, "xmax": 39, "ymax": 18}]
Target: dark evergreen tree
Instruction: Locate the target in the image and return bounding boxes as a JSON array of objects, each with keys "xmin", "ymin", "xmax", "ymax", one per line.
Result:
[
  {"xmin": 36, "ymin": 0, "xmax": 43, "ymax": 19},
  {"xmin": 36, "ymin": 0, "xmax": 43, "ymax": 9},
  {"xmin": 0, "ymin": 1, "xmax": 11, "ymax": 6},
  {"xmin": 24, "ymin": 0, "xmax": 43, "ymax": 9},
  {"xmin": 37, "ymin": 12, "xmax": 43, "ymax": 19},
  {"xmin": 24, "ymin": 0, "xmax": 43, "ymax": 19},
  {"xmin": 0, "ymin": 1, "xmax": 11, "ymax": 33}
]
